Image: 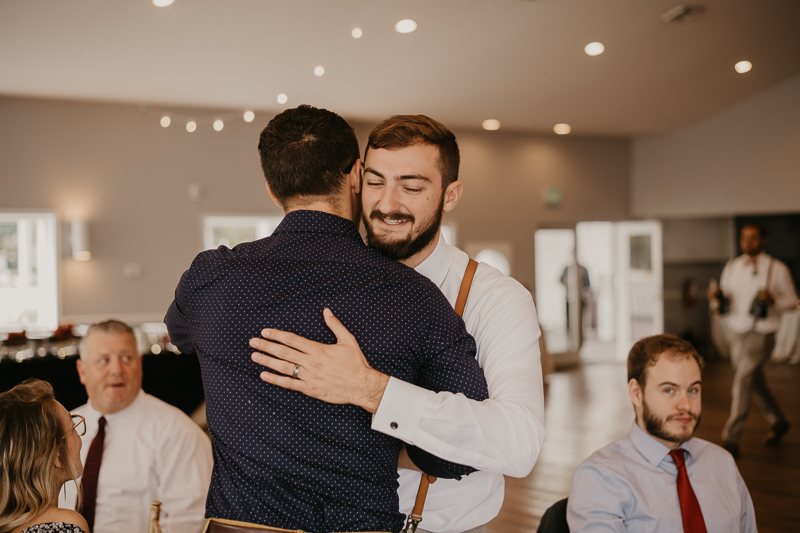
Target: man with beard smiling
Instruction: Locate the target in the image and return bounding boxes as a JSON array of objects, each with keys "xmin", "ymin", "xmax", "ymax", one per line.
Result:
[
  {"xmin": 250, "ymin": 115, "xmax": 544, "ymax": 533},
  {"xmin": 567, "ymin": 334, "xmax": 756, "ymax": 533}
]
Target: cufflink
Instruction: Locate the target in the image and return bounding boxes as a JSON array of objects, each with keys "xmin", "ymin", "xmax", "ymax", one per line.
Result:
[{"xmin": 390, "ymin": 422, "xmax": 398, "ymax": 429}]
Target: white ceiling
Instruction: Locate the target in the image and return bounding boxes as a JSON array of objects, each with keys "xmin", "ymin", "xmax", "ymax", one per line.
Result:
[{"xmin": 2, "ymin": 0, "xmax": 799, "ymax": 136}]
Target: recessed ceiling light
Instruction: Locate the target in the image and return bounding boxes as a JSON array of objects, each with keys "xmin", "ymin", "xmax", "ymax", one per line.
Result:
[
  {"xmin": 352, "ymin": 28, "xmax": 363, "ymax": 39},
  {"xmin": 186, "ymin": 121, "xmax": 197, "ymax": 133},
  {"xmin": 213, "ymin": 120, "xmax": 224, "ymax": 132},
  {"xmin": 160, "ymin": 116, "xmax": 170, "ymax": 128},
  {"xmin": 314, "ymin": 66, "xmax": 325, "ymax": 76},
  {"xmin": 277, "ymin": 93, "xmax": 288, "ymax": 104},
  {"xmin": 395, "ymin": 19, "xmax": 417, "ymax": 34},
  {"xmin": 243, "ymin": 111, "xmax": 255, "ymax": 123},
  {"xmin": 152, "ymin": 0, "xmax": 174, "ymax": 6},
  {"xmin": 482, "ymin": 119, "xmax": 501, "ymax": 131},
  {"xmin": 554, "ymin": 123, "xmax": 571, "ymax": 135},
  {"xmin": 735, "ymin": 60, "xmax": 752, "ymax": 74},
  {"xmin": 584, "ymin": 42, "xmax": 605, "ymax": 56}
]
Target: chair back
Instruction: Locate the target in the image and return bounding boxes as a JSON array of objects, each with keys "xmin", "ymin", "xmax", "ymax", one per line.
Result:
[
  {"xmin": 536, "ymin": 497, "xmax": 569, "ymax": 533},
  {"xmin": 203, "ymin": 517, "xmax": 302, "ymax": 533}
]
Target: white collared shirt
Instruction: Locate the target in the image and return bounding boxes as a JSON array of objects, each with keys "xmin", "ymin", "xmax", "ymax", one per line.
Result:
[
  {"xmin": 720, "ymin": 252, "xmax": 798, "ymax": 334},
  {"xmin": 372, "ymin": 234, "xmax": 546, "ymax": 533},
  {"xmin": 60, "ymin": 390, "xmax": 213, "ymax": 533}
]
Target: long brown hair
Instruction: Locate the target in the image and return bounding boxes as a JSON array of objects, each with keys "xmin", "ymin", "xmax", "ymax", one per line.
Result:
[{"xmin": 0, "ymin": 379, "xmax": 81, "ymax": 533}]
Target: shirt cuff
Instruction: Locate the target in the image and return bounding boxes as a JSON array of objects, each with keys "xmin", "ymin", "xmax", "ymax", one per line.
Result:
[{"xmin": 371, "ymin": 376, "xmax": 433, "ymax": 443}]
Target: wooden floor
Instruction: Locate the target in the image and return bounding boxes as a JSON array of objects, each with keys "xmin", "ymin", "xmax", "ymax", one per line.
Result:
[{"xmin": 486, "ymin": 359, "xmax": 800, "ymax": 533}]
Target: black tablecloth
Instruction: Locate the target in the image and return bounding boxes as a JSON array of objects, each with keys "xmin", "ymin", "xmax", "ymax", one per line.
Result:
[{"xmin": 0, "ymin": 352, "xmax": 204, "ymax": 415}]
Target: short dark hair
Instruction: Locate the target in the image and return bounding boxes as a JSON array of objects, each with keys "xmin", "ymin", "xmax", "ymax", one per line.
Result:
[
  {"xmin": 741, "ymin": 220, "xmax": 768, "ymax": 239},
  {"xmin": 366, "ymin": 115, "xmax": 460, "ymax": 190},
  {"xmin": 627, "ymin": 334, "xmax": 704, "ymax": 388},
  {"xmin": 258, "ymin": 105, "xmax": 360, "ymax": 206}
]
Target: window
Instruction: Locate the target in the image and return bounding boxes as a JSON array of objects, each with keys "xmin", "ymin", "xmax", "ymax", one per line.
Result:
[
  {"xmin": 202, "ymin": 215, "xmax": 284, "ymax": 250},
  {"xmin": 0, "ymin": 212, "xmax": 59, "ymax": 332}
]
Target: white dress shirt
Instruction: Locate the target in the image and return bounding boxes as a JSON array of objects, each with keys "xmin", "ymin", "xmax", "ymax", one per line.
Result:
[
  {"xmin": 720, "ymin": 252, "xmax": 798, "ymax": 334},
  {"xmin": 61, "ymin": 390, "xmax": 213, "ymax": 533},
  {"xmin": 568, "ymin": 422, "xmax": 756, "ymax": 533},
  {"xmin": 372, "ymin": 234, "xmax": 546, "ymax": 533}
]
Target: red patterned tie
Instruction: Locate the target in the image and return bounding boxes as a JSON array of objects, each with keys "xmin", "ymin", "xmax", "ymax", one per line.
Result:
[
  {"xmin": 669, "ymin": 448, "xmax": 708, "ymax": 533},
  {"xmin": 80, "ymin": 416, "xmax": 106, "ymax": 531}
]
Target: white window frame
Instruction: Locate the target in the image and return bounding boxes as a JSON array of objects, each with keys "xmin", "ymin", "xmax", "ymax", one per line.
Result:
[
  {"xmin": 0, "ymin": 211, "xmax": 59, "ymax": 333},
  {"xmin": 202, "ymin": 214, "xmax": 284, "ymax": 251}
]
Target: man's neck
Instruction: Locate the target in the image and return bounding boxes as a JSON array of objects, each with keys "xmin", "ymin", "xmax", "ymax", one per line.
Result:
[{"xmin": 284, "ymin": 201, "xmax": 355, "ymax": 225}]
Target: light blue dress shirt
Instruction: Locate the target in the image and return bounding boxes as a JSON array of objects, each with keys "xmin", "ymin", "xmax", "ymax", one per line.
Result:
[{"xmin": 567, "ymin": 422, "xmax": 757, "ymax": 532}]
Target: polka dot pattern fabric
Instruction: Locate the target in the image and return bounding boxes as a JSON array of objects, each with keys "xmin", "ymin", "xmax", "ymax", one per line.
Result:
[{"xmin": 165, "ymin": 210, "xmax": 488, "ymax": 533}]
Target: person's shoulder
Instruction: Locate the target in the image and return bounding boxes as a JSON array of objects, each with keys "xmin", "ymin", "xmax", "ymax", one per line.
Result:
[
  {"xmin": 450, "ymin": 245, "xmax": 529, "ymax": 294},
  {"xmin": 20, "ymin": 509, "xmax": 89, "ymax": 533},
  {"xmin": 686, "ymin": 436, "xmax": 738, "ymax": 465},
  {"xmin": 575, "ymin": 437, "xmax": 631, "ymax": 475},
  {"xmin": 54, "ymin": 509, "xmax": 89, "ymax": 532},
  {"xmin": 142, "ymin": 393, "xmax": 192, "ymax": 419},
  {"xmin": 141, "ymin": 394, "xmax": 207, "ymax": 435},
  {"xmin": 371, "ymin": 251, "xmax": 448, "ymax": 297}
]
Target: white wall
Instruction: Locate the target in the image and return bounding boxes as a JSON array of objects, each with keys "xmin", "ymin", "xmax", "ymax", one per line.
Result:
[
  {"xmin": 0, "ymin": 96, "xmax": 631, "ymax": 323},
  {"xmin": 632, "ymin": 73, "xmax": 800, "ymax": 218}
]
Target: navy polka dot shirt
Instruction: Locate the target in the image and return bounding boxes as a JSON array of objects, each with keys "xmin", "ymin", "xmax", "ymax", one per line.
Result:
[{"xmin": 165, "ymin": 211, "xmax": 488, "ymax": 533}]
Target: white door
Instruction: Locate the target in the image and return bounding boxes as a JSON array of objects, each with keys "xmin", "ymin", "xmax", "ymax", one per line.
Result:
[{"xmin": 614, "ymin": 220, "xmax": 664, "ymax": 360}]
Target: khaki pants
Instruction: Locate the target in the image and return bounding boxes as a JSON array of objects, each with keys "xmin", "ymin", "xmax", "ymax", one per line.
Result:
[{"xmin": 722, "ymin": 330, "xmax": 787, "ymax": 443}]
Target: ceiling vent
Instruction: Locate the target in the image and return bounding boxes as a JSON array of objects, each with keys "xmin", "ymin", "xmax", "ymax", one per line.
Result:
[{"xmin": 661, "ymin": 4, "xmax": 705, "ymax": 23}]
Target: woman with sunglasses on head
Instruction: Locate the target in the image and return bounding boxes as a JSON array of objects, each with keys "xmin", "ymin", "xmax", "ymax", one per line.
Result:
[{"xmin": 0, "ymin": 379, "xmax": 89, "ymax": 533}]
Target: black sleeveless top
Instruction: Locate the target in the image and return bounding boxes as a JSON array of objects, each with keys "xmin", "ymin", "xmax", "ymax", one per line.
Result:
[{"xmin": 20, "ymin": 523, "xmax": 87, "ymax": 533}]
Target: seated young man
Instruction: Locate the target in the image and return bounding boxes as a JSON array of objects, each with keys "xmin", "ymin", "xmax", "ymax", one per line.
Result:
[{"xmin": 567, "ymin": 334, "xmax": 756, "ymax": 533}]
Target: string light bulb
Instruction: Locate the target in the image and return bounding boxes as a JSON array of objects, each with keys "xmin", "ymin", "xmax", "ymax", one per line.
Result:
[
  {"xmin": 243, "ymin": 111, "xmax": 255, "ymax": 122},
  {"xmin": 735, "ymin": 61, "xmax": 752, "ymax": 73},
  {"xmin": 277, "ymin": 93, "xmax": 288, "ymax": 104},
  {"xmin": 213, "ymin": 120, "xmax": 224, "ymax": 131},
  {"xmin": 554, "ymin": 123, "xmax": 571, "ymax": 135},
  {"xmin": 314, "ymin": 66, "xmax": 325, "ymax": 76},
  {"xmin": 152, "ymin": 0, "xmax": 174, "ymax": 6},
  {"xmin": 395, "ymin": 19, "xmax": 417, "ymax": 34},
  {"xmin": 482, "ymin": 119, "xmax": 501, "ymax": 131},
  {"xmin": 584, "ymin": 42, "xmax": 605, "ymax": 56},
  {"xmin": 160, "ymin": 116, "xmax": 171, "ymax": 128},
  {"xmin": 186, "ymin": 121, "xmax": 197, "ymax": 133},
  {"xmin": 352, "ymin": 28, "xmax": 363, "ymax": 39}
]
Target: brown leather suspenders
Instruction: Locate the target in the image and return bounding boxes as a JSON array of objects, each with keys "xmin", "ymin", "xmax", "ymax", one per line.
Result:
[{"xmin": 403, "ymin": 258, "xmax": 479, "ymax": 533}]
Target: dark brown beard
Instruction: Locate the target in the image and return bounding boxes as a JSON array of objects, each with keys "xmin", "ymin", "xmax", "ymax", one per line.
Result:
[
  {"xmin": 363, "ymin": 194, "xmax": 444, "ymax": 261},
  {"xmin": 642, "ymin": 399, "xmax": 701, "ymax": 445}
]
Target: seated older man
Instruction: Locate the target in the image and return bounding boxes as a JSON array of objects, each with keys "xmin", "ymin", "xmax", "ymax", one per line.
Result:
[
  {"xmin": 61, "ymin": 319, "xmax": 213, "ymax": 533},
  {"xmin": 568, "ymin": 334, "xmax": 756, "ymax": 532}
]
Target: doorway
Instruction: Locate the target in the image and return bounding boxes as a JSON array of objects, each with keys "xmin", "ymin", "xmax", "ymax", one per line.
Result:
[{"xmin": 534, "ymin": 220, "xmax": 664, "ymax": 366}]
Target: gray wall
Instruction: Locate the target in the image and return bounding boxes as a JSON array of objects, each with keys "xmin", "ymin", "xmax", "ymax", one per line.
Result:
[
  {"xmin": 631, "ymin": 73, "xmax": 800, "ymax": 218},
  {"xmin": 0, "ymin": 96, "xmax": 631, "ymax": 323}
]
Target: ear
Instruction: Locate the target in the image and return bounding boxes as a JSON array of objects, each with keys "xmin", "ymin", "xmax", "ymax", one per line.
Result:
[
  {"xmin": 76, "ymin": 358, "xmax": 87, "ymax": 386},
  {"xmin": 442, "ymin": 180, "xmax": 462, "ymax": 213},
  {"xmin": 349, "ymin": 159, "xmax": 362, "ymax": 195},
  {"xmin": 265, "ymin": 182, "xmax": 284, "ymax": 210},
  {"xmin": 629, "ymin": 378, "xmax": 643, "ymax": 411}
]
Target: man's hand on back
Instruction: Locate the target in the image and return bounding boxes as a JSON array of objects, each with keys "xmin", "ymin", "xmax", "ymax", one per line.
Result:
[{"xmin": 249, "ymin": 308, "xmax": 390, "ymax": 413}]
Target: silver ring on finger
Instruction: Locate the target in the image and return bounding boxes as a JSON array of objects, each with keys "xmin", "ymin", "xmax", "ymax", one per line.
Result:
[{"xmin": 292, "ymin": 364, "xmax": 300, "ymax": 379}]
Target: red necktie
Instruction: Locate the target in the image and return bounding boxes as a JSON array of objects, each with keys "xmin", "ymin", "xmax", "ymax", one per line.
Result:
[
  {"xmin": 669, "ymin": 448, "xmax": 708, "ymax": 533},
  {"xmin": 80, "ymin": 416, "xmax": 106, "ymax": 531}
]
